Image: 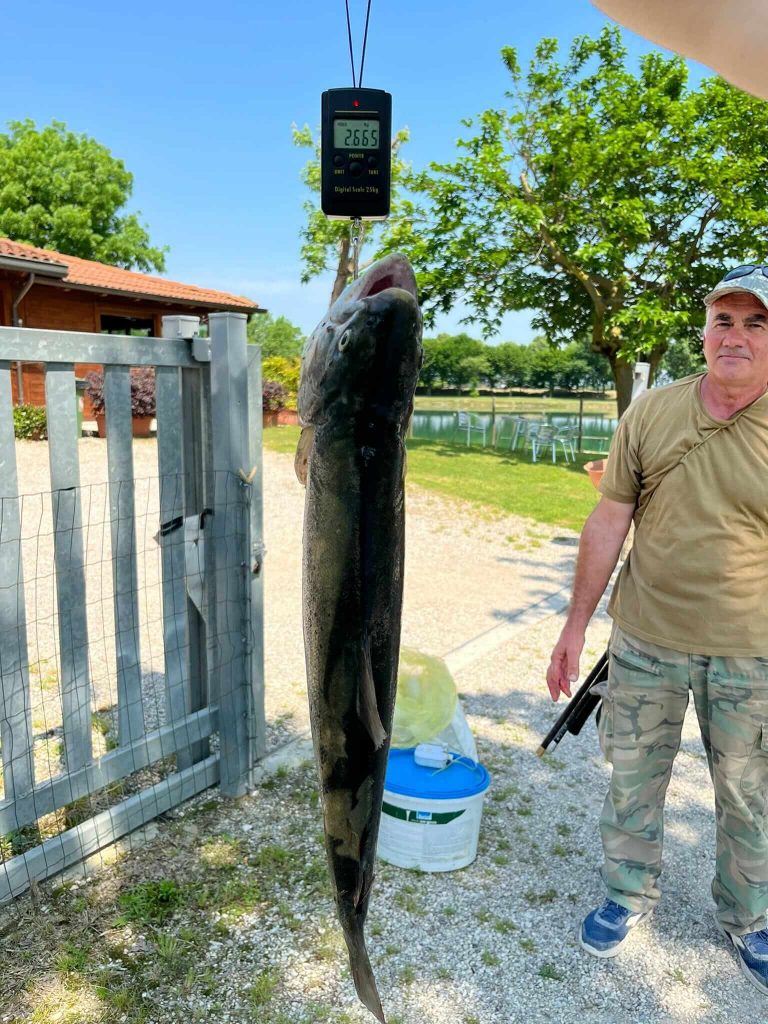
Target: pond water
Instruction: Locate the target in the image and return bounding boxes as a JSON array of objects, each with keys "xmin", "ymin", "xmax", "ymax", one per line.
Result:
[{"xmin": 410, "ymin": 411, "xmax": 619, "ymax": 452}]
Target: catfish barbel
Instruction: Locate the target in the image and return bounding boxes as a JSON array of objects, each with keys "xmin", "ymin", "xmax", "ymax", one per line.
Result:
[{"xmin": 295, "ymin": 254, "xmax": 423, "ymax": 1022}]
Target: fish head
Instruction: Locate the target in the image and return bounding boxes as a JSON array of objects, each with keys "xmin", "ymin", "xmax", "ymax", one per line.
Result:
[{"xmin": 298, "ymin": 254, "xmax": 423, "ymax": 429}]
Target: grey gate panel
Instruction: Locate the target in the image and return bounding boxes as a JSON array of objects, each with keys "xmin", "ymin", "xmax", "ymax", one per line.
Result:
[{"xmin": 0, "ymin": 316, "xmax": 265, "ymax": 903}]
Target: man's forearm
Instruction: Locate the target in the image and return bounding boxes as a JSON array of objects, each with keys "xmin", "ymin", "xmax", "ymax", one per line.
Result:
[{"xmin": 565, "ymin": 504, "xmax": 631, "ymax": 633}]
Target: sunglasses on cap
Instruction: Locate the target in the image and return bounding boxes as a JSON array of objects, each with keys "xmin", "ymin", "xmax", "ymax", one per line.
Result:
[{"xmin": 722, "ymin": 264, "xmax": 768, "ymax": 281}]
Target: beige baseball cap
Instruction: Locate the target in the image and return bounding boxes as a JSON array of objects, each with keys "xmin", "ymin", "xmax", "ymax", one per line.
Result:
[{"xmin": 705, "ymin": 266, "xmax": 768, "ymax": 311}]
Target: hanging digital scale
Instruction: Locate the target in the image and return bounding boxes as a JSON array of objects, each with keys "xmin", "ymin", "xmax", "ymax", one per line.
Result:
[{"xmin": 321, "ymin": 87, "xmax": 392, "ymax": 220}]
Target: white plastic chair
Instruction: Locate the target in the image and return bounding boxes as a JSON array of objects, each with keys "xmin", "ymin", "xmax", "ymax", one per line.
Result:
[
  {"xmin": 455, "ymin": 410, "xmax": 487, "ymax": 447},
  {"xmin": 509, "ymin": 415, "xmax": 531, "ymax": 450},
  {"xmin": 493, "ymin": 415, "xmax": 516, "ymax": 448},
  {"xmin": 529, "ymin": 423, "xmax": 559, "ymax": 463},
  {"xmin": 555, "ymin": 425, "xmax": 577, "ymax": 462}
]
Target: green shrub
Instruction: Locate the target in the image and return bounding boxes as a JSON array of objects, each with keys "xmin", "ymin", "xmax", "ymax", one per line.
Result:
[
  {"xmin": 13, "ymin": 404, "xmax": 47, "ymax": 439},
  {"xmin": 262, "ymin": 357, "xmax": 300, "ymax": 409}
]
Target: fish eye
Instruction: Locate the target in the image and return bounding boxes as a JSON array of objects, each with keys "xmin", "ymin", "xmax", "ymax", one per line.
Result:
[{"xmin": 338, "ymin": 331, "xmax": 351, "ymax": 352}]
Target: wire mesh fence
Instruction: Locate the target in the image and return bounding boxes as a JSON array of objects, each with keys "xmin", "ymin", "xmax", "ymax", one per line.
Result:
[{"xmin": 0, "ymin": 470, "xmax": 254, "ymax": 910}]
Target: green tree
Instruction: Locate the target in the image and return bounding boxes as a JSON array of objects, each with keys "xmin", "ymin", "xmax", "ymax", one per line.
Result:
[
  {"xmin": 0, "ymin": 120, "xmax": 166, "ymax": 271},
  {"xmin": 487, "ymin": 342, "xmax": 531, "ymax": 389},
  {"xmin": 660, "ymin": 335, "xmax": 706, "ymax": 381},
  {"xmin": 571, "ymin": 335, "xmax": 614, "ymax": 392},
  {"xmin": 430, "ymin": 333, "xmax": 489, "ymax": 391},
  {"xmin": 383, "ymin": 29, "xmax": 768, "ymax": 413},
  {"xmin": 418, "ymin": 337, "xmax": 446, "ymax": 391},
  {"xmin": 247, "ymin": 313, "xmax": 304, "ymax": 358},
  {"xmin": 293, "ymin": 124, "xmax": 411, "ymax": 305},
  {"xmin": 527, "ymin": 337, "xmax": 571, "ymax": 394}
]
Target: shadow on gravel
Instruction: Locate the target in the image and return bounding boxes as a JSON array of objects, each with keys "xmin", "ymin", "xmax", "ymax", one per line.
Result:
[
  {"xmin": 453, "ymin": 681, "xmax": 764, "ymax": 1023},
  {"xmin": 1, "ymin": 690, "xmax": 762, "ymax": 1024}
]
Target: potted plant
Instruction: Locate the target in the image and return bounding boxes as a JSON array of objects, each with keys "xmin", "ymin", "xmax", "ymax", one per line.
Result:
[
  {"xmin": 584, "ymin": 458, "xmax": 607, "ymax": 489},
  {"xmin": 85, "ymin": 368, "xmax": 156, "ymax": 438},
  {"xmin": 262, "ymin": 380, "xmax": 288, "ymax": 428}
]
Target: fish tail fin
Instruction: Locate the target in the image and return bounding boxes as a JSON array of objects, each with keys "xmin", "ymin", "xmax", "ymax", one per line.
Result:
[{"xmin": 344, "ymin": 921, "xmax": 386, "ymax": 1022}]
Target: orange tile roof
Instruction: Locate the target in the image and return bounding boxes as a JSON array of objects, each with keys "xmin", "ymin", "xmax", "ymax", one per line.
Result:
[{"xmin": 0, "ymin": 238, "xmax": 259, "ymax": 313}]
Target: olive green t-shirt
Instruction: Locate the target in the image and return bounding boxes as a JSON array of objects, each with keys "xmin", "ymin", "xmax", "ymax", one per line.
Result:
[{"xmin": 600, "ymin": 373, "xmax": 768, "ymax": 656}]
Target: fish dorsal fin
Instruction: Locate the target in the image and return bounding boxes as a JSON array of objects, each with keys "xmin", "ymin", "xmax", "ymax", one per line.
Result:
[
  {"xmin": 358, "ymin": 637, "xmax": 387, "ymax": 750},
  {"xmin": 294, "ymin": 426, "xmax": 315, "ymax": 486}
]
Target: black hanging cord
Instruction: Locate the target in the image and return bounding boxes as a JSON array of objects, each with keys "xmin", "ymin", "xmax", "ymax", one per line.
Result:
[
  {"xmin": 344, "ymin": 0, "xmax": 373, "ymax": 88},
  {"xmin": 359, "ymin": 0, "xmax": 372, "ymax": 88},
  {"xmin": 345, "ymin": 0, "xmax": 357, "ymax": 88}
]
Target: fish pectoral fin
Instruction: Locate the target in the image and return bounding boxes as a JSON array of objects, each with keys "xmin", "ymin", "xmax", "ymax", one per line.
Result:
[
  {"xmin": 353, "ymin": 861, "xmax": 376, "ymax": 911},
  {"xmin": 294, "ymin": 425, "xmax": 315, "ymax": 486},
  {"xmin": 357, "ymin": 639, "xmax": 387, "ymax": 750}
]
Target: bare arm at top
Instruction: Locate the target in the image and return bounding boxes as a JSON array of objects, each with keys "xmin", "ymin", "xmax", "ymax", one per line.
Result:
[
  {"xmin": 546, "ymin": 496, "xmax": 635, "ymax": 702},
  {"xmin": 592, "ymin": 0, "xmax": 768, "ymax": 101}
]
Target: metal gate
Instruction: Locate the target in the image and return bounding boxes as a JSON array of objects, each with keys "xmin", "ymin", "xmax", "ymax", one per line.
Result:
[{"xmin": 0, "ymin": 313, "xmax": 265, "ymax": 903}]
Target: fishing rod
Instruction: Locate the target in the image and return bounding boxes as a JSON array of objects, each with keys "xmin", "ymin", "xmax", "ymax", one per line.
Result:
[{"xmin": 537, "ymin": 649, "xmax": 609, "ymax": 756}]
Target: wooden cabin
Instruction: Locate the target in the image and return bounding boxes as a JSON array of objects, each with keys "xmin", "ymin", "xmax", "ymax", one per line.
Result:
[{"xmin": 0, "ymin": 238, "xmax": 261, "ymax": 405}]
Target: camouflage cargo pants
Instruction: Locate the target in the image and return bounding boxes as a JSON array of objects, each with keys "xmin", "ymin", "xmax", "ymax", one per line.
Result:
[{"xmin": 598, "ymin": 624, "xmax": 768, "ymax": 935}]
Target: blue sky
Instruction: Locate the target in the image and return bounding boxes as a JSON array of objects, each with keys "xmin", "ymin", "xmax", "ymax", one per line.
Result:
[{"xmin": 0, "ymin": 1, "xmax": 707, "ymax": 341}]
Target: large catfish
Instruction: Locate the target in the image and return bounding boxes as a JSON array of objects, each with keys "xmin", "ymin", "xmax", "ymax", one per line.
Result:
[{"xmin": 295, "ymin": 254, "xmax": 423, "ymax": 1022}]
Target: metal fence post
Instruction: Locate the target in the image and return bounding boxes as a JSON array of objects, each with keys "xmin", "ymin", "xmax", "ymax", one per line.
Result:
[
  {"xmin": 160, "ymin": 315, "xmax": 210, "ymax": 770},
  {"xmin": 246, "ymin": 344, "xmax": 266, "ymax": 768},
  {"xmin": 208, "ymin": 312, "xmax": 252, "ymax": 796}
]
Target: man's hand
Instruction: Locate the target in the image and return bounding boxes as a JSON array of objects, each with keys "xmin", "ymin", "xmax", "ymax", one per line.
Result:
[{"xmin": 546, "ymin": 627, "xmax": 584, "ymax": 702}]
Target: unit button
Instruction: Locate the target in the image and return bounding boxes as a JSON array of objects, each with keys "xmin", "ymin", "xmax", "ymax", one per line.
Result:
[
  {"xmin": 367, "ymin": 156, "xmax": 378, "ymax": 168},
  {"xmin": 349, "ymin": 160, "xmax": 363, "ymax": 176},
  {"xmin": 333, "ymin": 155, "xmax": 345, "ymax": 167}
]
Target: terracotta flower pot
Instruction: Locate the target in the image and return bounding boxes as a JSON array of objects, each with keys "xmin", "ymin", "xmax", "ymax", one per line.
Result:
[
  {"xmin": 584, "ymin": 458, "xmax": 607, "ymax": 490},
  {"xmin": 94, "ymin": 414, "xmax": 154, "ymax": 438},
  {"xmin": 131, "ymin": 416, "xmax": 154, "ymax": 438}
]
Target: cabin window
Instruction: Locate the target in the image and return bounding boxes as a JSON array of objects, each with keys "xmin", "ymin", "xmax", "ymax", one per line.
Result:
[{"xmin": 100, "ymin": 315, "xmax": 154, "ymax": 336}]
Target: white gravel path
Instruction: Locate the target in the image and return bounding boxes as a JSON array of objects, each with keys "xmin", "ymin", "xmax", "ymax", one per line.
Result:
[{"xmin": 5, "ymin": 437, "xmax": 766, "ymax": 1024}]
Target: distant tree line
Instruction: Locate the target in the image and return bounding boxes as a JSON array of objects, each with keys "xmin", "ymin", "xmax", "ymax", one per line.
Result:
[
  {"xmin": 247, "ymin": 311, "xmax": 705, "ymax": 400},
  {"xmin": 420, "ymin": 333, "xmax": 613, "ymax": 394}
]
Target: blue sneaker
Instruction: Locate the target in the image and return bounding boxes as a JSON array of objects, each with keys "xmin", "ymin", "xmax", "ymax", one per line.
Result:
[
  {"xmin": 579, "ymin": 899, "xmax": 652, "ymax": 958},
  {"xmin": 715, "ymin": 917, "xmax": 768, "ymax": 995}
]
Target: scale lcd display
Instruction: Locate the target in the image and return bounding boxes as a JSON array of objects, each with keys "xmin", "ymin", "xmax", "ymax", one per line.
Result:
[{"xmin": 334, "ymin": 118, "xmax": 379, "ymax": 150}]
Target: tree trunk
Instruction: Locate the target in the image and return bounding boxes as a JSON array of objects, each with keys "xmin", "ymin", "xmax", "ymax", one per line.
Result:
[
  {"xmin": 330, "ymin": 235, "xmax": 352, "ymax": 306},
  {"xmin": 647, "ymin": 348, "xmax": 665, "ymax": 386},
  {"xmin": 609, "ymin": 356, "xmax": 635, "ymax": 416}
]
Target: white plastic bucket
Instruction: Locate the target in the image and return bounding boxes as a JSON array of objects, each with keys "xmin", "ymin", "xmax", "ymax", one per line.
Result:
[{"xmin": 377, "ymin": 748, "xmax": 491, "ymax": 872}]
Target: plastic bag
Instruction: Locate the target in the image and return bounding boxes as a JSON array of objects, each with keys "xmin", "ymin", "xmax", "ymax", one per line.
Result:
[
  {"xmin": 433, "ymin": 701, "xmax": 478, "ymax": 763},
  {"xmin": 392, "ymin": 648, "xmax": 459, "ymax": 748}
]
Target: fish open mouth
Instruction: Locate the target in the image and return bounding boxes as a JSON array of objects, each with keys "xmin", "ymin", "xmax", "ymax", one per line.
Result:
[{"xmin": 358, "ymin": 254, "xmax": 418, "ymax": 302}]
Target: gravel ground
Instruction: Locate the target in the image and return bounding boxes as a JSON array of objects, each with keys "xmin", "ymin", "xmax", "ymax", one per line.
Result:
[{"xmin": 2, "ymin": 437, "xmax": 766, "ymax": 1023}]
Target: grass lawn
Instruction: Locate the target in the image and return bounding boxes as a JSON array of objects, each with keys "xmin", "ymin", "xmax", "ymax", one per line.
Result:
[
  {"xmin": 263, "ymin": 427, "xmax": 600, "ymax": 533},
  {"xmin": 413, "ymin": 392, "xmax": 617, "ymax": 417}
]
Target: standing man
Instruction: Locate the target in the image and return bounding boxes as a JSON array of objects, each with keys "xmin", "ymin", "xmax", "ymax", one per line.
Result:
[{"xmin": 547, "ymin": 266, "xmax": 768, "ymax": 995}]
